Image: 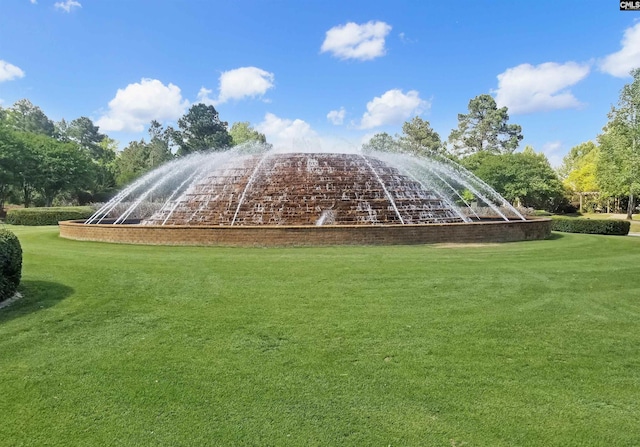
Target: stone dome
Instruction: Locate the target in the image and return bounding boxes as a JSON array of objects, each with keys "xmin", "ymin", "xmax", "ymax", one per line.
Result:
[{"xmin": 142, "ymin": 152, "xmax": 465, "ymax": 226}]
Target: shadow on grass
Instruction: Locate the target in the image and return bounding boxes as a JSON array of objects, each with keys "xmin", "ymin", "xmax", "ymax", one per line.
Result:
[
  {"xmin": 546, "ymin": 232, "xmax": 566, "ymax": 240},
  {"xmin": 0, "ymin": 280, "xmax": 74, "ymax": 323}
]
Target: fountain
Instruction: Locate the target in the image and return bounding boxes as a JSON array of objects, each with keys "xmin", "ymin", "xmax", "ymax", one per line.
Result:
[{"xmin": 59, "ymin": 144, "xmax": 551, "ymax": 246}]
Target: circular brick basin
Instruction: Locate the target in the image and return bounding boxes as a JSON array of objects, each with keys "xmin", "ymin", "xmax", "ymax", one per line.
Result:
[{"xmin": 59, "ymin": 218, "xmax": 551, "ymax": 247}]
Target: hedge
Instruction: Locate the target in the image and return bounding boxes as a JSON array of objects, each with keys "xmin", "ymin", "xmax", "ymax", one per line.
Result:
[
  {"xmin": 0, "ymin": 229, "xmax": 22, "ymax": 302},
  {"xmin": 5, "ymin": 206, "xmax": 95, "ymax": 226},
  {"xmin": 551, "ymin": 216, "xmax": 630, "ymax": 235}
]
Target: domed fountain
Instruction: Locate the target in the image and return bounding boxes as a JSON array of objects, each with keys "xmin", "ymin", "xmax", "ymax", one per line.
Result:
[{"xmin": 59, "ymin": 145, "xmax": 551, "ymax": 246}]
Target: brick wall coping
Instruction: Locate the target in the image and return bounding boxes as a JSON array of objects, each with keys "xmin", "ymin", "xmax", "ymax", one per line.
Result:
[{"xmin": 59, "ymin": 218, "xmax": 552, "ymax": 247}]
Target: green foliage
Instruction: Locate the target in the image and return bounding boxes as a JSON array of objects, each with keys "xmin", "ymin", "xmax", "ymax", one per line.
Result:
[
  {"xmin": 4, "ymin": 99, "xmax": 55, "ymax": 136},
  {"xmin": 115, "ymin": 140, "xmax": 151, "ymax": 186},
  {"xmin": 598, "ymin": 121, "xmax": 635, "ymax": 197},
  {"xmin": 170, "ymin": 104, "xmax": 232, "ymax": 155},
  {"xmin": 559, "ymin": 141, "xmax": 601, "ymax": 212},
  {"xmin": 147, "ymin": 120, "xmax": 174, "ymax": 163},
  {"xmin": 91, "ymin": 137, "xmax": 118, "ymax": 194},
  {"xmin": 551, "ymin": 216, "xmax": 630, "ymax": 235},
  {"xmin": 0, "ymin": 127, "xmax": 23, "ymax": 209},
  {"xmin": 448, "ymin": 94, "xmax": 523, "ymax": 156},
  {"xmin": 558, "ymin": 141, "xmax": 598, "ymax": 183},
  {"xmin": 55, "ymin": 117, "xmax": 117, "ymax": 195},
  {"xmin": 0, "ymin": 229, "xmax": 21, "ymax": 301},
  {"xmin": 362, "ymin": 118, "xmax": 443, "ymax": 157},
  {"xmin": 561, "ymin": 142, "xmax": 600, "ymax": 192},
  {"xmin": 65, "ymin": 117, "xmax": 106, "ymax": 158},
  {"xmin": 461, "ymin": 147, "xmax": 566, "ymax": 211},
  {"xmin": 0, "ymin": 99, "xmax": 175, "ymax": 205},
  {"xmin": 5, "ymin": 206, "xmax": 94, "ymax": 225},
  {"xmin": 397, "ymin": 116, "xmax": 443, "ymax": 155},
  {"xmin": 230, "ymin": 121, "xmax": 267, "ymax": 146},
  {"xmin": 114, "ymin": 127, "xmax": 174, "ymax": 187},
  {"xmin": 14, "ymin": 132, "xmax": 94, "ymax": 206},
  {"xmin": 597, "ymin": 68, "xmax": 640, "ymax": 219},
  {"xmin": 361, "ymin": 132, "xmax": 398, "ymax": 154}
]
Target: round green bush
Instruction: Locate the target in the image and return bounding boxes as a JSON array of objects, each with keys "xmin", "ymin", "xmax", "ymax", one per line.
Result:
[
  {"xmin": 0, "ymin": 229, "xmax": 22, "ymax": 301},
  {"xmin": 5, "ymin": 206, "xmax": 94, "ymax": 226}
]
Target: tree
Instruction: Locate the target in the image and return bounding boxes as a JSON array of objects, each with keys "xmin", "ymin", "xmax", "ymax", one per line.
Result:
[
  {"xmin": 597, "ymin": 68, "xmax": 640, "ymax": 220},
  {"xmin": 559, "ymin": 142, "xmax": 600, "ymax": 212},
  {"xmin": 462, "ymin": 146, "xmax": 566, "ymax": 211},
  {"xmin": 65, "ymin": 117, "xmax": 106, "ymax": 159},
  {"xmin": 398, "ymin": 116, "xmax": 443, "ymax": 155},
  {"xmin": 5, "ymin": 99, "xmax": 55, "ymax": 136},
  {"xmin": 55, "ymin": 118, "xmax": 70, "ymax": 142},
  {"xmin": 147, "ymin": 120, "xmax": 174, "ymax": 166},
  {"xmin": 91, "ymin": 137, "xmax": 119, "ymax": 196},
  {"xmin": 10, "ymin": 133, "xmax": 41, "ymax": 207},
  {"xmin": 37, "ymin": 138, "xmax": 93, "ymax": 206},
  {"xmin": 11, "ymin": 131, "xmax": 93, "ymax": 206},
  {"xmin": 57, "ymin": 116, "xmax": 118, "ymax": 198},
  {"xmin": 558, "ymin": 141, "xmax": 598, "ymax": 180},
  {"xmin": 361, "ymin": 132, "xmax": 398, "ymax": 154},
  {"xmin": 229, "ymin": 121, "xmax": 267, "ymax": 146},
  {"xmin": 448, "ymin": 94, "xmax": 523, "ymax": 156},
  {"xmin": 114, "ymin": 140, "xmax": 151, "ymax": 186},
  {"xmin": 114, "ymin": 121, "xmax": 175, "ymax": 186},
  {"xmin": 0, "ymin": 127, "xmax": 22, "ymax": 209},
  {"xmin": 170, "ymin": 104, "xmax": 232, "ymax": 156},
  {"xmin": 113, "ymin": 124, "xmax": 173, "ymax": 187}
]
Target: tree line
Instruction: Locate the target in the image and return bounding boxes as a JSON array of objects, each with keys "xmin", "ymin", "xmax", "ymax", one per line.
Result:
[
  {"xmin": 0, "ymin": 101, "xmax": 266, "ymax": 210},
  {"xmin": 362, "ymin": 94, "xmax": 565, "ymax": 212},
  {"xmin": 558, "ymin": 68, "xmax": 640, "ymax": 219},
  {"xmin": 364, "ymin": 71, "xmax": 640, "ymax": 218},
  {"xmin": 1, "ymin": 70, "xmax": 638, "ymax": 217}
]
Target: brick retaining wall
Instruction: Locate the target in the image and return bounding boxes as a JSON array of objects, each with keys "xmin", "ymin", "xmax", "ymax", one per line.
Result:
[{"xmin": 59, "ymin": 219, "xmax": 551, "ymax": 247}]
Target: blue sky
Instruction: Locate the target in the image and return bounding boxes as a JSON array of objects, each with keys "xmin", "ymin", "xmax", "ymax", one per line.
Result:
[{"xmin": 1, "ymin": 1, "xmax": 639, "ymax": 166}]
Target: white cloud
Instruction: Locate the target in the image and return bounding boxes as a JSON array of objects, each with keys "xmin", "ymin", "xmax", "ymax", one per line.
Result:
[
  {"xmin": 30, "ymin": 0, "xmax": 37, "ymax": 4},
  {"xmin": 199, "ymin": 67, "xmax": 274, "ymax": 106},
  {"xmin": 219, "ymin": 67, "xmax": 274, "ymax": 103},
  {"xmin": 359, "ymin": 89, "xmax": 428, "ymax": 129},
  {"xmin": 541, "ymin": 141, "xmax": 564, "ymax": 168},
  {"xmin": 196, "ymin": 87, "xmax": 215, "ymax": 106},
  {"xmin": 321, "ymin": 21, "xmax": 392, "ymax": 61},
  {"xmin": 256, "ymin": 113, "xmax": 319, "ymax": 150},
  {"xmin": 96, "ymin": 78, "xmax": 189, "ymax": 132},
  {"xmin": 600, "ymin": 22, "xmax": 640, "ymax": 78},
  {"xmin": 0, "ymin": 60, "xmax": 25, "ymax": 82},
  {"xmin": 327, "ymin": 107, "xmax": 346, "ymax": 125},
  {"xmin": 54, "ymin": 0, "xmax": 81, "ymax": 12},
  {"xmin": 494, "ymin": 62, "xmax": 590, "ymax": 114},
  {"xmin": 256, "ymin": 113, "xmax": 363, "ymax": 153}
]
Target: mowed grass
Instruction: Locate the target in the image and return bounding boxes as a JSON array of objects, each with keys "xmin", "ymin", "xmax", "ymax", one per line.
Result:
[{"xmin": 1, "ymin": 227, "xmax": 640, "ymax": 446}]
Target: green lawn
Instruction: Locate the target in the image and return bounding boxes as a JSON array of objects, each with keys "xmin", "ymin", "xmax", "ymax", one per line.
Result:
[{"xmin": 1, "ymin": 226, "xmax": 639, "ymax": 446}]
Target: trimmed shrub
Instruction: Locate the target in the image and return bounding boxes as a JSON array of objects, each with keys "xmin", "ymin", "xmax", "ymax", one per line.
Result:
[
  {"xmin": 5, "ymin": 206, "xmax": 94, "ymax": 226},
  {"xmin": 0, "ymin": 229, "xmax": 22, "ymax": 301},
  {"xmin": 551, "ymin": 217, "xmax": 630, "ymax": 235}
]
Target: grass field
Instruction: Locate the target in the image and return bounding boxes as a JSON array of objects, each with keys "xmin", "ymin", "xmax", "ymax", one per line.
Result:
[{"xmin": 1, "ymin": 226, "xmax": 639, "ymax": 446}]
